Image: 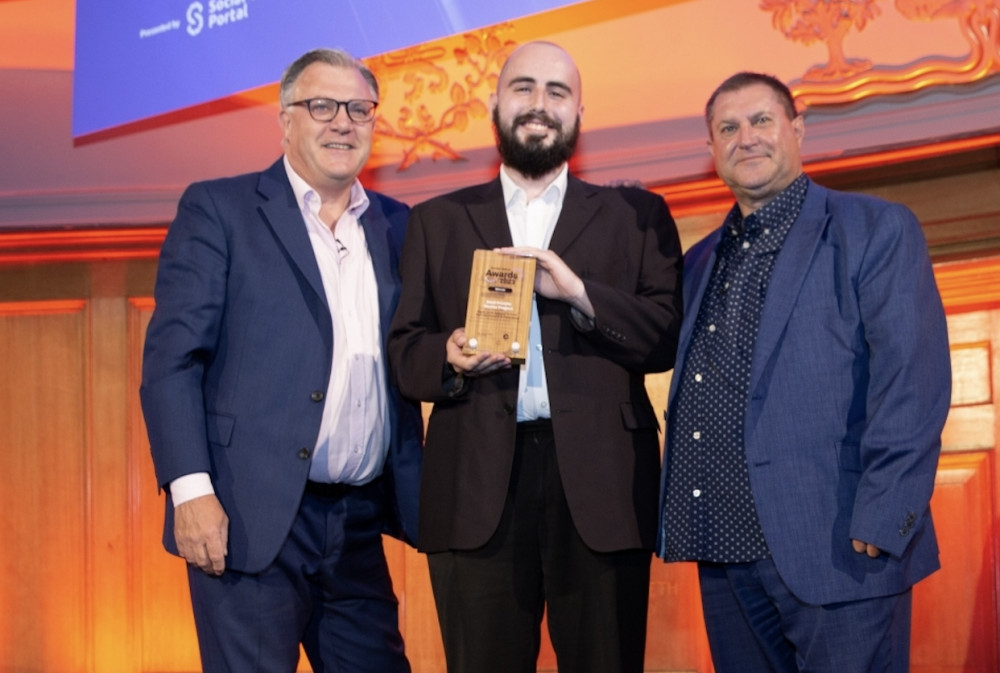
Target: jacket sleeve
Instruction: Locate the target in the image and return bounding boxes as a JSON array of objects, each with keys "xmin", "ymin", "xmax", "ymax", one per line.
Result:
[
  {"xmin": 139, "ymin": 181, "xmax": 229, "ymax": 488},
  {"xmin": 848, "ymin": 201, "xmax": 951, "ymax": 558},
  {"xmin": 578, "ymin": 187, "xmax": 684, "ymax": 374}
]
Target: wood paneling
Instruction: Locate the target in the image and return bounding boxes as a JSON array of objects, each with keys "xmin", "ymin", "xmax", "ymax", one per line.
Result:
[
  {"xmin": 3, "ymin": 157, "xmax": 1000, "ymax": 671},
  {"xmin": 0, "ymin": 299, "xmax": 89, "ymax": 672},
  {"xmin": 913, "ymin": 451, "xmax": 997, "ymax": 673}
]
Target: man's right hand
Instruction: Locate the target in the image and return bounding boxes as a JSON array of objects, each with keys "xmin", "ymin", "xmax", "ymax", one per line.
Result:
[
  {"xmin": 174, "ymin": 493, "xmax": 229, "ymax": 576},
  {"xmin": 446, "ymin": 327, "xmax": 512, "ymax": 377}
]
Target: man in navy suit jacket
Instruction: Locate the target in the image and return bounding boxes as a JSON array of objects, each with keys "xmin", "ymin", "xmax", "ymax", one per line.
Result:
[
  {"xmin": 657, "ymin": 72, "xmax": 951, "ymax": 672},
  {"xmin": 140, "ymin": 48, "xmax": 421, "ymax": 673}
]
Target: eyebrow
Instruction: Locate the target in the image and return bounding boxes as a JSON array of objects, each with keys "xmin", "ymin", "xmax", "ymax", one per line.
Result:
[
  {"xmin": 715, "ymin": 109, "xmax": 769, "ymax": 126},
  {"xmin": 507, "ymin": 75, "xmax": 573, "ymax": 95}
]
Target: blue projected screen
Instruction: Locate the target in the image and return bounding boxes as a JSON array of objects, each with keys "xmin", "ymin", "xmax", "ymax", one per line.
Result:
[{"xmin": 73, "ymin": 0, "xmax": 584, "ymax": 137}]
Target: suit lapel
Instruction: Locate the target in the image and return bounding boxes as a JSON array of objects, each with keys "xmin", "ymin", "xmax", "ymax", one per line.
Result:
[
  {"xmin": 465, "ymin": 179, "xmax": 515, "ymax": 249},
  {"xmin": 256, "ymin": 159, "xmax": 329, "ymax": 310},
  {"xmin": 548, "ymin": 175, "xmax": 600, "ymax": 255},
  {"xmin": 749, "ymin": 181, "xmax": 830, "ymax": 393},
  {"xmin": 360, "ymin": 193, "xmax": 397, "ymax": 340}
]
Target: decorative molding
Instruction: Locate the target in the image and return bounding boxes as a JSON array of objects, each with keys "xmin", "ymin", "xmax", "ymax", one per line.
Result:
[
  {"xmin": 367, "ymin": 26, "xmax": 515, "ymax": 170},
  {"xmin": 764, "ymin": 0, "xmax": 1000, "ymax": 107},
  {"xmin": 0, "ymin": 226, "xmax": 165, "ymax": 264},
  {"xmin": 934, "ymin": 256, "xmax": 1000, "ymax": 314}
]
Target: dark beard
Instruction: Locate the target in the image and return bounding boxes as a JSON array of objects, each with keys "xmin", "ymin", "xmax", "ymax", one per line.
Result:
[{"xmin": 493, "ymin": 107, "xmax": 579, "ymax": 180}]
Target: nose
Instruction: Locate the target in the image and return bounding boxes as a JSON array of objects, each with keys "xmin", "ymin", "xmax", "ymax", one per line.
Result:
[
  {"xmin": 528, "ymin": 88, "xmax": 548, "ymax": 113},
  {"xmin": 736, "ymin": 123, "xmax": 756, "ymax": 146},
  {"xmin": 327, "ymin": 104, "xmax": 353, "ymax": 129}
]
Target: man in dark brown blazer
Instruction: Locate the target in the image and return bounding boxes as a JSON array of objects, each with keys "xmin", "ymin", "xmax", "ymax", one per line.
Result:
[{"xmin": 388, "ymin": 41, "xmax": 683, "ymax": 673}]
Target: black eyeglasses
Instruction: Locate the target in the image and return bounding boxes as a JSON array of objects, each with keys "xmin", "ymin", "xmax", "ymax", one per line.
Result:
[{"xmin": 286, "ymin": 98, "xmax": 378, "ymax": 124}]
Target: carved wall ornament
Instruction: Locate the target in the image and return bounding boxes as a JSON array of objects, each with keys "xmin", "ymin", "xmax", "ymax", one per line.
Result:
[
  {"xmin": 366, "ymin": 27, "xmax": 518, "ymax": 171},
  {"xmin": 761, "ymin": 0, "xmax": 1000, "ymax": 107}
]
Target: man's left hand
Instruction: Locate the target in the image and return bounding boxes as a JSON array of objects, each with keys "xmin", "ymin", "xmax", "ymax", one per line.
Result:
[{"xmin": 496, "ymin": 246, "xmax": 594, "ymax": 318}]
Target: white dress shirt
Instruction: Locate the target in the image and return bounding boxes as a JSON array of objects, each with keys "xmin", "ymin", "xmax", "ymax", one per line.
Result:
[
  {"xmin": 498, "ymin": 163, "xmax": 568, "ymax": 422},
  {"xmin": 169, "ymin": 157, "xmax": 389, "ymax": 506}
]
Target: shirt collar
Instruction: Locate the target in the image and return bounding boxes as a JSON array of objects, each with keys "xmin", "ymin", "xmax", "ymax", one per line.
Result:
[
  {"xmin": 499, "ymin": 163, "xmax": 568, "ymax": 208},
  {"xmin": 283, "ymin": 155, "xmax": 370, "ymax": 219},
  {"xmin": 725, "ymin": 173, "xmax": 808, "ymax": 237}
]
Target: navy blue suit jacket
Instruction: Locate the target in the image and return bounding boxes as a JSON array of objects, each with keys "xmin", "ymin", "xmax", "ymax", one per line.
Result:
[
  {"xmin": 140, "ymin": 158, "xmax": 422, "ymax": 573},
  {"xmin": 658, "ymin": 180, "xmax": 951, "ymax": 605}
]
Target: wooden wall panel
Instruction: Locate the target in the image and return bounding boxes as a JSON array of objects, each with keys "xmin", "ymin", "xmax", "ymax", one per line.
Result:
[
  {"xmin": 0, "ymin": 300, "xmax": 89, "ymax": 672},
  {"xmin": 913, "ymin": 452, "xmax": 997, "ymax": 673}
]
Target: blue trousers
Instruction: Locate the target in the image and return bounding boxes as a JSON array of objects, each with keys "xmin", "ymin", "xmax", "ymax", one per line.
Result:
[
  {"xmin": 698, "ymin": 559, "xmax": 911, "ymax": 673},
  {"xmin": 187, "ymin": 479, "xmax": 409, "ymax": 673}
]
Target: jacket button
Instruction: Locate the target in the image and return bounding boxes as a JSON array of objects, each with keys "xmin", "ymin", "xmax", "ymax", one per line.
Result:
[
  {"xmin": 298, "ymin": 448, "xmax": 310, "ymax": 459},
  {"xmin": 311, "ymin": 391, "xmax": 324, "ymax": 402},
  {"xmin": 503, "ymin": 404, "xmax": 515, "ymax": 415}
]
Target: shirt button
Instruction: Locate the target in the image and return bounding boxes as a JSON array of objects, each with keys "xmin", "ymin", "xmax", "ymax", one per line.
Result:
[
  {"xmin": 694, "ymin": 373, "xmax": 703, "ymax": 382},
  {"xmin": 742, "ymin": 241, "xmax": 751, "ymax": 250},
  {"xmin": 693, "ymin": 489, "xmax": 702, "ymax": 498},
  {"xmin": 693, "ymin": 431, "xmax": 701, "ymax": 440},
  {"xmin": 708, "ymin": 324, "xmax": 716, "ymax": 332},
  {"xmin": 541, "ymin": 401, "xmax": 549, "ymax": 408}
]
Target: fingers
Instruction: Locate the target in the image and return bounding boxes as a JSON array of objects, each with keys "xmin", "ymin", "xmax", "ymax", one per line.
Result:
[
  {"xmin": 851, "ymin": 539, "xmax": 882, "ymax": 558},
  {"xmin": 175, "ymin": 495, "xmax": 230, "ymax": 576},
  {"xmin": 446, "ymin": 328, "xmax": 511, "ymax": 376}
]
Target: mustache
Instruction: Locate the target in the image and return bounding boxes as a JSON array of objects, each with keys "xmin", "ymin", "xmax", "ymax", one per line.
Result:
[{"xmin": 512, "ymin": 112, "xmax": 561, "ymax": 131}]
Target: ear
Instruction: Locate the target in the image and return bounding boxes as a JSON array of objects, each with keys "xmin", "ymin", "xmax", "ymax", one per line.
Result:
[
  {"xmin": 792, "ymin": 114, "xmax": 805, "ymax": 145},
  {"xmin": 488, "ymin": 91, "xmax": 498, "ymax": 114}
]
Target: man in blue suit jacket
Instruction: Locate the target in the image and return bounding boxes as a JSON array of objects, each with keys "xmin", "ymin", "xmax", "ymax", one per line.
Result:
[
  {"xmin": 140, "ymin": 48, "xmax": 421, "ymax": 673},
  {"xmin": 658, "ymin": 72, "xmax": 951, "ymax": 672}
]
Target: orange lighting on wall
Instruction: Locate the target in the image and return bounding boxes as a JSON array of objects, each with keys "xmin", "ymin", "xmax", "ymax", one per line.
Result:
[
  {"xmin": 0, "ymin": 227, "xmax": 166, "ymax": 265},
  {"xmin": 654, "ymin": 132, "xmax": 1000, "ymax": 218}
]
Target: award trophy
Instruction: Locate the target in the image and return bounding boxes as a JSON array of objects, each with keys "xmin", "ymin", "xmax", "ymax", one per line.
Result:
[{"xmin": 463, "ymin": 249, "xmax": 536, "ymax": 365}]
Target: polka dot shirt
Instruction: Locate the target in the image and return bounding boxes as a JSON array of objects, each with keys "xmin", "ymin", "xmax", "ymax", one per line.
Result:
[{"xmin": 661, "ymin": 174, "xmax": 809, "ymax": 563}]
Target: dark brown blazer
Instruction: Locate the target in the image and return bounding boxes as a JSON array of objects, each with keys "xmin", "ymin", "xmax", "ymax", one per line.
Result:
[{"xmin": 388, "ymin": 175, "xmax": 682, "ymax": 553}]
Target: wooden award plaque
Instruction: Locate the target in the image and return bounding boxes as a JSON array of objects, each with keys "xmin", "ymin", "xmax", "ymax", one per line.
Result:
[{"xmin": 463, "ymin": 249, "xmax": 536, "ymax": 365}]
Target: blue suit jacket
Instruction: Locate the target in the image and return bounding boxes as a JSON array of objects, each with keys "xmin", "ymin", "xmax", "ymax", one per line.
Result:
[
  {"xmin": 658, "ymin": 180, "xmax": 951, "ymax": 605},
  {"xmin": 140, "ymin": 158, "xmax": 422, "ymax": 573}
]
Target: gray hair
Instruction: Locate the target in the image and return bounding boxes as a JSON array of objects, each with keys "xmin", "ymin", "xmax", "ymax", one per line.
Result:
[{"xmin": 279, "ymin": 48, "xmax": 379, "ymax": 106}]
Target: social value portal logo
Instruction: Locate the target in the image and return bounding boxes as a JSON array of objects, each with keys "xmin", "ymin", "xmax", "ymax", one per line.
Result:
[
  {"xmin": 186, "ymin": 2, "xmax": 204, "ymax": 35},
  {"xmin": 187, "ymin": 0, "xmax": 250, "ymax": 37}
]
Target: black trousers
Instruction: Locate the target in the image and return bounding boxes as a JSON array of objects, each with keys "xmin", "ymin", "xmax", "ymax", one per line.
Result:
[{"xmin": 428, "ymin": 421, "xmax": 651, "ymax": 673}]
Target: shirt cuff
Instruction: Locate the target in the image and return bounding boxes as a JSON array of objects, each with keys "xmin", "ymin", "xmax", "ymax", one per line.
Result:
[{"xmin": 169, "ymin": 472, "xmax": 215, "ymax": 507}]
